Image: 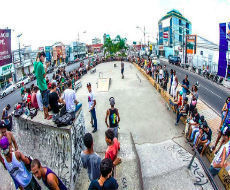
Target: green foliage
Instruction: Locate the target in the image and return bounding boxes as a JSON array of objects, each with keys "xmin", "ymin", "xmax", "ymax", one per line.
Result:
[{"xmin": 103, "ymin": 35, "xmax": 127, "ymax": 56}]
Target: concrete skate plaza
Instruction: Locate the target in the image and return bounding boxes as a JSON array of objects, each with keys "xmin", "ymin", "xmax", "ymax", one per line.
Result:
[{"xmin": 76, "ymin": 61, "xmax": 213, "ymax": 190}]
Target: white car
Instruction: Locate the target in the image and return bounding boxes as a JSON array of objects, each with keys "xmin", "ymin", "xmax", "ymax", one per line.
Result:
[
  {"xmin": 151, "ymin": 56, "xmax": 160, "ymax": 65},
  {"xmin": 0, "ymin": 83, "xmax": 16, "ymax": 98},
  {"xmin": 16, "ymin": 76, "xmax": 31, "ymax": 88},
  {"xmin": 74, "ymin": 81, "xmax": 82, "ymax": 91},
  {"xmin": 58, "ymin": 63, "xmax": 67, "ymax": 68}
]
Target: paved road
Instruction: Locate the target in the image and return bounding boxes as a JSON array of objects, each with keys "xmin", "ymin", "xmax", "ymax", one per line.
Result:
[
  {"xmin": 0, "ymin": 59, "xmax": 89, "ymax": 114},
  {"xmin": 160, "ymin": 59, "xmax": 230, "ymax": 115}
]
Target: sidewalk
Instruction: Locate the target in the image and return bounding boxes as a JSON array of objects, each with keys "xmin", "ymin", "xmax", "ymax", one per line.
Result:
[{"xmin": 74, "ymin": 61, "xmax": 215, "ymax": 190}]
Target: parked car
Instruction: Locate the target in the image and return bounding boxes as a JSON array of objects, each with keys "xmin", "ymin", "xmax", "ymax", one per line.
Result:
[
  {"xmin": 168, "ymin": 56, "xmax": 181, "ymax": 65},
  {"xmin": 151, "ymin": 56, "xmax": 160, "ymax": 65},
  {"xmin": 47, "ymin": 66, "xmax": 54, "ymax": 74},
  {"xmin": 16, "ymin": 76, "xmax": 31, "ymax": 88},
  {"xmin": 57, "ymin": 63, "xmax": 67, "ymax": 69},
  {"xmin": 74, "ymin": 81, "xmax": 82, "ymax": 91},
  {"xmin": 0, "ymin": 83, "xmax": 16, "ymax": 98}
]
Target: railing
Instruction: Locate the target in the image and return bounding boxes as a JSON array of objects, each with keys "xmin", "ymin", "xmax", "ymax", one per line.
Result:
[{"xmin": 188, "ymin": 148, "xmax": 219, "ymax": 190}]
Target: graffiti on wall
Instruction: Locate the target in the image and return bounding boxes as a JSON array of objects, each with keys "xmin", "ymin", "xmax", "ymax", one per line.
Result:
[{"xmin": 11, "ymin": 110, "xmax": 85, "ymax": 189}]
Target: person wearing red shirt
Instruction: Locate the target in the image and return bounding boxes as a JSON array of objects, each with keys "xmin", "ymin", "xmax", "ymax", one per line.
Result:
[
  {"xmin": 26, "ymin": 88, "xmax": 32, "ymax": 109},
  {"xmin": 31, "ymin": 86, "xmax": 39, "ymax": 109},
  {"xmin": 105, "ymin": 129, "xmax": 121, "ymax": 166}
]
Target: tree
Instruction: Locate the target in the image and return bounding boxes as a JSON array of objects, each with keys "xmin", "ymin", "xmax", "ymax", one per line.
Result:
[{"xmin": 103, "ymin": 35, "xmax": 128, "ymax": 57}]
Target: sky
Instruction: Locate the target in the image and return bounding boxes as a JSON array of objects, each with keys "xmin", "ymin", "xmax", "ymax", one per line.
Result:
[{"xmin": 0, "ymin": 0, "xmax": 229, "ymax": 50}]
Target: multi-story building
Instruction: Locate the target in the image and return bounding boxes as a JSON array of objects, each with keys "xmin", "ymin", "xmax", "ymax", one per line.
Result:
[
  {"xmin": 158, "ymin": 9, "xmax": 192, "ymax": 59},
  {"xmin": 69, "ymin": 42, "xmax": 87, "ymax": 61},
  {"xmin": 92, "ymin": 38, "xmax": 101, "ymax": 45}
]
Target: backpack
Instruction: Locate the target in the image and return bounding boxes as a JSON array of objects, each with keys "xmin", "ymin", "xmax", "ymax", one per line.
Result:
[
  {"xmin": 55, "ymin": 113, "xmax": 73, "ymax": 127},
  {"xmin": 29, "ymin": 108, "xmax": 37, "ymax": 119},
  {"xmin": 13, "ymin": 108, "xmax": 23, "ymax": 117}
]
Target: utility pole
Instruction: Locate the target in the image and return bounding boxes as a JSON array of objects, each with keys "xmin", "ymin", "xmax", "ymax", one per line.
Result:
[{"xmin": 17, "ymin": 33, "xmax": 23, "ymax": 76}]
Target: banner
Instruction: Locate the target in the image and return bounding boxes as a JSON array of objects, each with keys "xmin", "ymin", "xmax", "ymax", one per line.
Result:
[
  {"xmin": 186, "ymin": 35, "xmax": 197, "ymax": 54},
  {"xmin": 0, "ymin": 29, "xmax": 12, "ymax": 66}
]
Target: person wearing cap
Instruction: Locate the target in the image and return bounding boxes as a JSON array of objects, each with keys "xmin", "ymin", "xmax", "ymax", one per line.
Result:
[
  {"xmin": 0, "ymin": 137, "xmax": 41, "ymax": 190},
  {"xmin": 34, "ymin": 52, "xmax": 52, "ymax": 120},
  {"xmin": 2, "ymin": 104, "xmax": 12, "ymax": 131},
  {"xmin": 87, "ymin": 83, "xmax": 97, "ymax": 133},
  {"xmin": 105, "ymin": 97, "xmax": 120, "ymax": 138},
  {"xmin": 209, "ymin": 129, "xmax": 230, "ymax": 177},
  {"xmin": 175, "ymin": 97, "xmax": 189, "ymax": 126},
  {"xmin": 0, "ymin": 121, "xmax": 18, "ymax": 152}
]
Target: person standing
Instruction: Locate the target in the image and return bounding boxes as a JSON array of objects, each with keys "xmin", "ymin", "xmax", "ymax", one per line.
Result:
[
  {"xmin": 169, "ymin": 69, "xmax": 173, "ymax": 94},
  {"xmin": 20, "ymin": 82, "xmax": 25, "ymax": 101},
  {"xmin": 121, "ymin": 60, "xmax": 124, "ymax": 79},
  {"xmin": 31, "ymin": 159, "xmax": 67, "ymax": 190},
  {"xmin": 81, "ymin": 133, "xmax": 101, "ymax": 181},
  {"xmin": 0, "ymin": 137, "xmax": 41, "ymax": 190},
  {"xmin": 181, "ymin": 75, "xmax": 190, "ymax": 99},
  {"xmin": 34, "ymin": 52, "xmax": 52, "ymax": 120},
  {"xmin": 170, "ymin": 70, "xmax": 178, "ymax": 100},
  {"xmin": 2, "ymin": 104, "xmax": 12, "ymax": 131},
  {"xmin": 105, "ymin": 97, "xmax": 120, "ymax": 138},
  {"xmin": 88, "ymin": 158, "xmax": 119, "ymax": 190},
  {"xmin": 87, "ymin": 83, "xmax": 97, "ymax": 133}
]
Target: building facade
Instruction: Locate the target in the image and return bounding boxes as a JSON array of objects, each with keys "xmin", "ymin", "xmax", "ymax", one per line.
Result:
[
  {"xmin": 158, "ymin": 9, "xmax": 192, "ymax": 59},
  {"xmin": 92, "ymin": 38, "xmax": 101, "ymax": 45}
]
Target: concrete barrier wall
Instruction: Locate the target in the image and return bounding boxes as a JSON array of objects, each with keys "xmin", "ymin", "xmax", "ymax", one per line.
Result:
[{"xmin": 0, "ymin": 108, "xmax": 85, "ymax": 189}]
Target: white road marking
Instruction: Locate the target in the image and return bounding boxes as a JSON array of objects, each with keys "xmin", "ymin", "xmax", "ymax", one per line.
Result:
[{"xmin": 200, "ymin": 85, "xmax": 222, "ymax": 99}]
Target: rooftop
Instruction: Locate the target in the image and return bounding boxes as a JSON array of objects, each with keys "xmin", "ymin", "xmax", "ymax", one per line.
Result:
[{"xmin": 159, "ymin": 9, "xmax": 191, "ymax": 24}]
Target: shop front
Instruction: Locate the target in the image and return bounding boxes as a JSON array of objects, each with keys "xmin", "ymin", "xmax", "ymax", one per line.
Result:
[{"xmin": 0, "ymin": 64, "xmax": 14, "ymax": 90}]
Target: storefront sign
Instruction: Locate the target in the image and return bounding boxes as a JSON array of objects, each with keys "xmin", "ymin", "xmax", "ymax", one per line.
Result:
[
  {"xmin": 186, "ymin": 35, "xmax": 197, "ymax": 54},
  {"xmin": 0, "ymin": 29, "xmax": 12, "ymax": 66}
]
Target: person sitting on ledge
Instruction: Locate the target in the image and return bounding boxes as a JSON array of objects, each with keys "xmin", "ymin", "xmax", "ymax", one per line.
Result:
[
  {"xmin": 31, "ymin": 159, "xmax": 67, "ymax": 190},
  {"xmin": 209, "ymin": 129, "xmax": 230, "ymax": 177},
  {"xmin": 175, "ymin": 97, "xmax": 189, "ymax": 126},
  {"xmin": 61, "ymin": 80, "xmax": 82, "ymax": 113}
]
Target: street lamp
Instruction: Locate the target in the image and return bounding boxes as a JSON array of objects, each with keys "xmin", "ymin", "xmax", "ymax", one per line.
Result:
[
  {"xmin": 17, "ymin": 33, "xmax": 23, "ymax": 76},
  {"xmin": 76, "ymin": 31, "xmax": 87, "ymax": 58},
  {"xmin": 136, "ymin": 26, "xmax": 146, "ymax": 45}
]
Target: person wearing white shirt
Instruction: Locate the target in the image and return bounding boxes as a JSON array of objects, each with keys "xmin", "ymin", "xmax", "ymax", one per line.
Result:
[
  {"xmin": 36, "ymin": 91, "xmax": 43, "ymax": 111},
  {"xmin": 87, "ymin": 83, "xmax": 97, "ymax": 133},
  {"xmin": 61, "ymin": 80, "xmax": 82, "ymax": 113}
]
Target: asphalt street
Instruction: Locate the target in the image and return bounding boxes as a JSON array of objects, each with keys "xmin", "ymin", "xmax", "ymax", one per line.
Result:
[
  {"xmin": 0, "ymin": 59, "xmax": 88, "ymax": 114},
  {"xmin": 159, "ymin": 59, "xmax": 230, "ymax": 115}
]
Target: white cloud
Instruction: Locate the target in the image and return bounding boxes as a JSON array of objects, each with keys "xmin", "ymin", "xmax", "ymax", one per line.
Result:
[{"xmin": 0, "ymin": 0, "xmax": 229, "ymax": 50}]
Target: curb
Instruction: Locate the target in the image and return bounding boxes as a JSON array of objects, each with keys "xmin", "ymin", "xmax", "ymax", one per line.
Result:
[
  {"xmin": 132, "ymin": 61, "xmax": 230, "ymax": 190},
  {"xmin": 130, "ymin": 132, "xmax": 144, "ymax": 190}
]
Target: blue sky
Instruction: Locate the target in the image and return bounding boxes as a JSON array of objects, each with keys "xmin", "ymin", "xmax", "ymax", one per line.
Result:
[{"xmin": 0, "ymin": 0, "xmax": 229, "ymax": 49}]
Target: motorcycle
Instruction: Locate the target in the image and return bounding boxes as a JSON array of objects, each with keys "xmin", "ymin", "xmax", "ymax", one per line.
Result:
[
  {"xmin": 209, "ymin": 73, "xmax": 215, "ymax": 81},
  {"xmin": 213, "ymin": 75, "xmax": 219, "ymax": 83},
  {"xmin": 218, "ymin": 77, "xmax": 224, "ymax": 85}
]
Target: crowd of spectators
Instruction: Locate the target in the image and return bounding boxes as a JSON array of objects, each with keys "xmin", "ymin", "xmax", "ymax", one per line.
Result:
[{"xmin": 130, "ymin": 55, "xmax": 230, "ymax": 178}]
